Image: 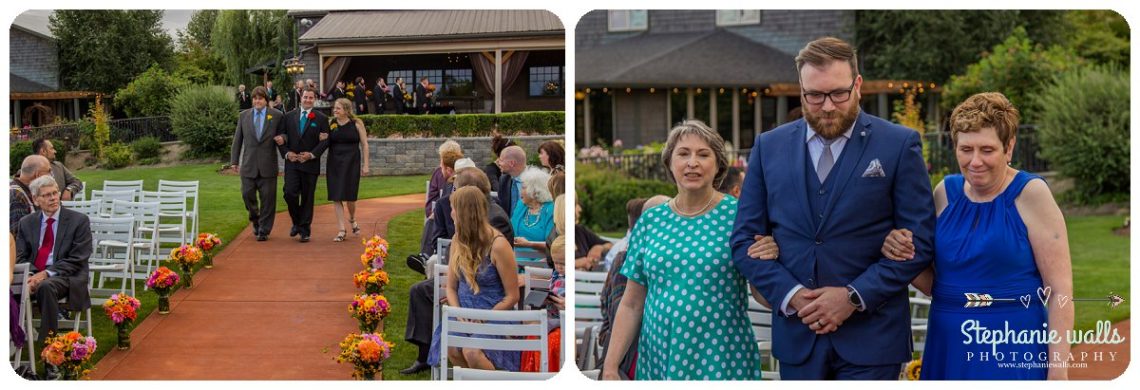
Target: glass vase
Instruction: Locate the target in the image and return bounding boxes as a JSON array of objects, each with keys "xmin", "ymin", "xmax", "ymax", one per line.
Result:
[
  {"xmin": 116, "ymin": 326, "xmax": 131, "ymax": 350},
  {"xmin": 157, "ymin": 293, "xmax": 171, "ymax": 314}
]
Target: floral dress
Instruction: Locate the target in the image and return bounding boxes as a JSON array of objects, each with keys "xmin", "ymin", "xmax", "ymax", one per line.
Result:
[{"xmin": 619, "ymin": 195, "xmax": 762, "ymax": 380}]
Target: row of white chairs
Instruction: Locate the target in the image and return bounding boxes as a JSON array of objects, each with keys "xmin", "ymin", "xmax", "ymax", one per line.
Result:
[{"xmin": 77, "ymin": 180, "xmax": 201, "ymax": 244}]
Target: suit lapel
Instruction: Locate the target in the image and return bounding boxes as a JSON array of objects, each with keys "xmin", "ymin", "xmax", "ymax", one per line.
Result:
[
  {"xmin": 52, "ymin": 210, "xmax": 67, "ymax": 257},
  {"xmin": 789, "ymin": 122, "xmax": 815, "ymax": 229},
  {"xmin": 817, "ymin": 113, "xmax": 872, "ymax": 231}
]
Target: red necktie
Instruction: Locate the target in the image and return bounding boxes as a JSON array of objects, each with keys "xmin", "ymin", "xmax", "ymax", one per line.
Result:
[{"xmin": 34, "ymin": 217, "xmax": 55, "ymax": 272}]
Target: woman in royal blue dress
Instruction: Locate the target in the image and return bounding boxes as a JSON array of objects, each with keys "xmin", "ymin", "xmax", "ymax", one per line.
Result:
[{"xmin": 882, "ymin": 92, "xmax": 1073, "ymax": 380}]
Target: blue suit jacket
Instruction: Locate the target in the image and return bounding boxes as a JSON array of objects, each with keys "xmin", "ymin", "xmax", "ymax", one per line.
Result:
[{"xmin": 731, "ymin": 112, "xmax": 935, "ymax": 366}]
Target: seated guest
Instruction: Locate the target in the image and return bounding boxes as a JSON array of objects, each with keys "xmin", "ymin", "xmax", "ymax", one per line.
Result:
[
  {"xmin": 522, "ymin": 234, "xmax": 566, "ymax": 373},
  {"xmin": 597, "ymin": 195, "xmax": 668, "ymax": 375},
  {"xmin": 547, "ymin": 170, "xmax": 565, "ymax": 198},
  {"xmin": 543, "ymin": 195, "xmax": 565, "ymax": 270},
  {"xmin": 538, "ymin": 141, "xmax": 565, "ymax": 173},
  {"xmin": 574, "ymin": 199, "xmax": 612, "ymax": 271},
  {"xmin": 408, "ymin": 140, "xmax": 463, "ymax": 274},
  {"xmin": 401, "ymin": 167, "xmax": 514, "ymax": 375},
  {"xmin": 32, "ymin": 139, "xmax": 83, "ymax": 201},
  {"xmin": 14, "ymin": 176, "xmax": 92, "ymax": 379},
  {"xmin": 428, "ymin": 187, "xmax": 521, "ymax": 371},
  {"xmin": 717, "ymin": 166, "xmax": 745, "ymax": 198},
  {"xmin": 484, "ymin": 133, "xmax": 515, "ymax": 186},
  {"xmin": 511, "ymin": 167, "xmax": 554, "ymax": 260},
  {"xmin": 601, "ymin": 198, "xmax": 646, "ymax": 274},
  {"xmin": 10, "ymin": 155, "xmax": 52, "ymax": 232},
  {"xmin": 495, "ymin": 145, "xmax": 528, "ymax": 218}
]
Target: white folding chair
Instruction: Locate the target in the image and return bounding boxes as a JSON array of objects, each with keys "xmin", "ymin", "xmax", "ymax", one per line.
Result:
[
  {"xmin": 514, "ymin": 246, "xmax": 548, "ymax": 269},
  {"xmin": 431, "ymin": 264, "xmax": 450, "ymax": 380},
  {"xmin": 574, "ymin": 271, "xmax": 607, "ymax": 296},
  {"xmin": 439, "ymin": 306, "xmax": 548, "ymax": 379},
  {"xmin": 102, "ymin": 179, "xmax": 144, "ymax": 193},
  {"xmin": 748, "ymin": 299, "xmax": 780, "ymax": 379},
  {"xmin": 581, "ymin": 369, "xmax": 600, "ymax": 380},
  {"xmin": 908, "ymin": 286, "xmax": 932, "ymax": 358},
  {"xmin": 451, "ymin": 367, "xmax": 556, "ymax": 380},
  {"xmin": 89, "ymin": 216, "xmax": 137, "ymax": 297},
  {"xmin": 90, "ymin": 189, "xmax": 137, "ymax": 217},
  {"xmin": 158, "ymin": 180, "xmax": 200, "ymax": 240},
  {"xmin": 436, "ymin": 238, "xmax": 452, "ymax": 265},
  {"xmin": 573, "ymin": 270, "xmax": 607, "ymax": 370},
  {"xmin": 108, "ymin": 200, "xmax": 162, "ymax": 286},
  {"xmin": 61, "ymin": 199, "xmax": 102, "ymax": 219},
  {"xmin": 140, "ymin": 190, "xmax": 189, "ymax": 247},
  {"xmin": 9, "ymin": 263, "xmax": 36, "ymax": 377}
]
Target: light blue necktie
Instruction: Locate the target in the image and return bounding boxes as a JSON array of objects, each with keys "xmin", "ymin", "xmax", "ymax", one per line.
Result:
[
  {"xmin": 255, "ymin": 109, "xmax": 264, "ymax": 140},
  {"xmin": 300, "ymin": 110, "xmax": 308, "ymax": 136}
]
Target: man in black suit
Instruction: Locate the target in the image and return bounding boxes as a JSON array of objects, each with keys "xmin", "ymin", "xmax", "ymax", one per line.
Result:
[
  {"xmin": 414, "ymin": 77, "xmax": 432, "ymax": 114},
  {"xmin": 230, "ymin": 86, "xmax": 285, "ymax": 241},
  {"xmin": 372, "ymin": 77, "xmax": 389, "ymax": 115},
  {"xmin": 353, "ymin": 77, "xmax": 368, "ymax": 115},
  {"xmin": 15, "ymin": 176, "xmax": 92, "ymax": 344},
  {"xmin": 286, "ymin": 80, "xmax": 305, "ymax": 112},
  {"xmin": 236, "ymin": 84, "xmax": 252, "ymax": 110},
  {"xmin": 273, "ymin": 87, "xmax": 330, "ymax": 242},
  {"xmin": 495, "ymin": 145, "xmax": 528, "ymax": 217},
  {"xmin": 329, "ymin": 81, "xmax": 347, "ymax": 101}
]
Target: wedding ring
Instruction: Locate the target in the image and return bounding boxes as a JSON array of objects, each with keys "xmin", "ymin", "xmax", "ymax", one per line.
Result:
[{"xmin": 816, "ymin": 320, "xmax": 824, "ymax": 328}]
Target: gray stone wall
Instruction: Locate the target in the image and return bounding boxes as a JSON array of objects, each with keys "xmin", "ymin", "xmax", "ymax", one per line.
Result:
[
  {"xmin": 9, "ymin": 28, "xmax": 59, "ymax": 90},
  {"xmin": 276, "ymin": 135, "xmax": 564, "ymax": 176}
]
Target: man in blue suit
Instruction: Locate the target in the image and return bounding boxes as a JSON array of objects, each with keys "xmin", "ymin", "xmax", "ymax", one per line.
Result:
[{"xmin": 731, "ymin": 37, "xmax": 935, "ymax": 380}]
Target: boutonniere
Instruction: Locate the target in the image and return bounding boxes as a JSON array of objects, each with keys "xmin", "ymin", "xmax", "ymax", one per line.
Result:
[
  {"xmin": 330, "ymin": 121, "xmax": 339, "ymax": 131},
  {"xmin": 266, "ymin": 114, "xmax": 273, "ymax": 121},
  {"xmin": 307, "ymin": 112, "xmax": 316, "ymax": 120}
]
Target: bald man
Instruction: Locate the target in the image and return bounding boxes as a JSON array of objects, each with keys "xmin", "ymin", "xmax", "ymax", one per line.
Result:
[
  {"xmin": 494, "ymin": 145, "xmax": 528, "ymax": 218},
  {"xmin": 10, "ymin": 155, "xmax": 52, "ymax": 232}
]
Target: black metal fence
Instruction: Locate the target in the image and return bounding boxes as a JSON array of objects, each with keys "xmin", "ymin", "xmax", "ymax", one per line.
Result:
[
  {"xmin": 579, "ymin": 125, "xmax": 1050, "ymax": 182},
  {"xmin": 10, "ymin": 116, "xmax": 175, "ymax": 149}
]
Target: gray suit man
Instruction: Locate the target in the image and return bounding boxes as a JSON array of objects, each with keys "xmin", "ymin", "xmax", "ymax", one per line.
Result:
[
  {"xmin": 230, "ymin": 86, "xmax": 285, "ymax": 241},
  {"xmin": 15, "ymin": 176, "xmax": 91, "ymax": 342}
]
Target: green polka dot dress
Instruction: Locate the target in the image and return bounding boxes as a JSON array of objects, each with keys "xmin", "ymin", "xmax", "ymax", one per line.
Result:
[{"xmin": 619, "ymin": 195, "xmax": 763, "ymax": 380}]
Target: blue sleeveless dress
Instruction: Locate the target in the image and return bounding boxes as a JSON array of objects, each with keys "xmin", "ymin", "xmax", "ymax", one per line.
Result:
[
  {"xmin": 921, "ymin": 171, "xmax": 1048, "ymax": 380},
  {"xmin": 427, "ymin": 249, "xmax": 521, "ymax": 371}
]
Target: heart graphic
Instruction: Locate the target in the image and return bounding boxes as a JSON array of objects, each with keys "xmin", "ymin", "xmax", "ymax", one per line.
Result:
[
  {"xmin": 1020, "ymin": 294, "xmax": 1032, "ymax": 309},
  {"xmin": 1038, "ymin": 286, "xmax": 1052, "ymax": 307},
  {"xmin": 1057, "ymin": 295, "xmax": 1072, "ymax": 308}
]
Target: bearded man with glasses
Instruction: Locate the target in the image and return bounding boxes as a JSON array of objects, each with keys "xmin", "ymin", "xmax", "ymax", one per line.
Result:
[{"xmin": 731, "ymin": 36, "xmax": 936, "ymax": 380}]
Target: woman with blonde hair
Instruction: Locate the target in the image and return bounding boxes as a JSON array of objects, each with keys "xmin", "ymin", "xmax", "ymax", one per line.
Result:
[
  {"xmin": 327, "ymin": 98, "xmax": 370, "ymax": 242},
  {"xmin": 427, "ymin": 186, "xmax": 521, "ymax": 371}
]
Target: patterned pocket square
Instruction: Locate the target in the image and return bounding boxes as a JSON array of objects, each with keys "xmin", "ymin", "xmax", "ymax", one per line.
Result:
[{"xmin": 862, "ymin": 159, "xmax": 886, "ymax": 178}]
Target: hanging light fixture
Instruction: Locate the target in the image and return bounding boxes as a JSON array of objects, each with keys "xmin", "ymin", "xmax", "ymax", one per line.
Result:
[{"xmin": 283, "ymin": 57, "xmax": 305, "ymax": 76}]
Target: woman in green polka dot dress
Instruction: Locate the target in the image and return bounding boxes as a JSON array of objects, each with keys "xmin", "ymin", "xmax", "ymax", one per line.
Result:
[{"xmin": 602, "ymin": 120, "xmax": 764, "ymax": 380}]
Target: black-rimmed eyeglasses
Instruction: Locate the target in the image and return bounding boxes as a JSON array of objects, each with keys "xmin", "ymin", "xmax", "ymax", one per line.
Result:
[{"xmin": 802, "ymin": 79, "xmax": 856, "ymax": 105}]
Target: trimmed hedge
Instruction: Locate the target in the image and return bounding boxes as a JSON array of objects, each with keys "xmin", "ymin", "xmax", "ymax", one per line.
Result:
[
  {"xmin": 171, "ymin": 85, "xmax": 239, "ymax": 158},
  {"xmin": 576, "ymin": 163, "xmax": 677, "ymax": 232},
  {"xmin": 100, "ymin": 142, "xmax": 133, "ymax": 169},
  {"xmin": 358, "ymin": 111, "xmax": 563, "ymax": 138},
  {"xmin": 10, "ymin": 141, "xmax": 33, "ymax": 176}
]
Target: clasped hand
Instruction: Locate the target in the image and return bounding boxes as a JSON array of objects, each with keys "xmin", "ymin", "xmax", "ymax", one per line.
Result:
[
  {"xmin": 747, "ymin": 235, "xmax": 855, "ymax": 334},
  {"xmin": 285, "ymin": 151, "xmax": 315, "ymax": 163}
]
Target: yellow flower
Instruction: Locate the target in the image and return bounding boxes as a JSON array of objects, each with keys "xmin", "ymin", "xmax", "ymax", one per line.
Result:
[{"xmin": 905, "ymin": 359, "xmax": 922, "ymax": 380}]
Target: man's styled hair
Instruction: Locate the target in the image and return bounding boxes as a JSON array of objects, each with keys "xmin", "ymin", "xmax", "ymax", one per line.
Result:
[
  {"xmin": 32, "ymin": 138, "xmax": 51, "ymax": 155},
  {"xmin": 251, "ymin": 86, "xmax": 269, "ymax": 100},
  {"xmin": 795, "ymin": 37, "xmax": 859, "ymax": 78}
]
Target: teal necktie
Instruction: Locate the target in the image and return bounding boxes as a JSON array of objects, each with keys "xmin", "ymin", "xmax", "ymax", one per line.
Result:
[{"xmin": 300, "ymin": 110, "xmax": 308, "ymax": 135}]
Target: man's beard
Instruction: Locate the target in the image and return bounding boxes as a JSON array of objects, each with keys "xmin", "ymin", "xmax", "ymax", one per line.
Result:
[{"xmin": 804, "ymin": 99, "xmax": 860, "ymax": 140}]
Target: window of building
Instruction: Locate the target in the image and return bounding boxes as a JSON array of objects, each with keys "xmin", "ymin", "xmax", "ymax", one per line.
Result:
[
  {"xmin": 716, "ymin": 10, "xmax": 761, "ymax": 26},
  {"xmin": 414, "ymin": 69, "xmax": 443, "ymax": 89},
  {"xmin": 443, "ymin": 69, "xmax": 474, "ymax": 97},
  {"xmin": 608, "ymin": 10, "xmax": 648, "ymax": 32},
  {"xmin": 386, "ymin": 70, "xmax": 413, "ymax": 86},
  {"xmin": 529, "ymin": 66, "xmax": 563, "ymax": 97}
]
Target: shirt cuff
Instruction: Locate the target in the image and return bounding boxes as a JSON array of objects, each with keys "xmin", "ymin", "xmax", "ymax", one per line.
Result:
[
  {"xmin": 46, "ymin": 269, "xmax": 57, "ymax": 277},
  {"xmin": 847, "ymin": 284, "xmax": 867, "ymax": 312},
  {"xmin": 780, "ymin": 284, "xmax": 804, "ymax": 316}
]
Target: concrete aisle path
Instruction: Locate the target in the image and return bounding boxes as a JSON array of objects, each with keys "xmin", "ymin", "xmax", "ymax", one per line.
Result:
[
  {"xmin": 1068, "ymin": 319, "xmax": 1130, "ymax": 380},
  {"xmin": 90, "ymin": 194, "xmax": 422, "ymax": 380}
]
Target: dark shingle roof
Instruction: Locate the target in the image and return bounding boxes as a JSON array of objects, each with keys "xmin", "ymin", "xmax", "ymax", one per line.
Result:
[
  {"xmin": 10, "ymin": 74, "xmax": 55, "ymax": 93},
  {"xmin": 576, "ymin": 29, "xmax": 798, "ymax": 87},
  {"xmin": 299, "ymin": 10, "xmax": 563, "ymax": 44}
]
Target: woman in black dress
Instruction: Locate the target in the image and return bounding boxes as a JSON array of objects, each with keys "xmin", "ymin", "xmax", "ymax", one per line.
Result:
[{"xmin": 328, "ymin": 98, "xmax": 371, "ymax": 242}]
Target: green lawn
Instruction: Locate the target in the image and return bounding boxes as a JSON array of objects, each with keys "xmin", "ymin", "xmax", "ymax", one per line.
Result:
[
  {"xmin": 47, "ymin": 163, "xmax": 427, "ymax": 377},
  {"xmin": 379, "ymin": 210, "xmax": 431, "ymax": 380},
  {"xmin": 1068, "ymin": 215, "xmax": 1130, "ymax": 332}
]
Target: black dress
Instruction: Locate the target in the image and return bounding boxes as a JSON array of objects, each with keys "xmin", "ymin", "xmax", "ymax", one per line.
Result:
[{"xmin": 326, "ymin": 119, "xmax": 362, "ymax": 201}]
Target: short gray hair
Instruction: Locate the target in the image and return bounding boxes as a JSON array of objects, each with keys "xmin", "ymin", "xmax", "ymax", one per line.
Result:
[
  {"xmin": 20, "ymin": 155, "xmax": 47, "ymax": 177},
  {"xmin": 661, "ymin": 120, "xmax": 730, "ymax": 188},
  {"xmin": 29, "ymin": 175, "xmax": 58, "ymax": 197},
  {"xmin": 518, "ymin": 166, "xmax": 553, "ymax": 203}
]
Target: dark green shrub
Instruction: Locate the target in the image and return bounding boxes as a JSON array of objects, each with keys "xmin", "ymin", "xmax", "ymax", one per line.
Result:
[
  {"xmin": 130, "ymin": 136, "xmax": 163, "ymax": 161},
  {"xmin": 576, "ymin": 163, "xmax": 677, "ymax": 232},
  {"xmin": 171, "ymin": 85, "xmax": 239, "ymax": 158},
  {"xmin": 9, "ymin": 141, "xmax": 32, "ymax": 176},
  {"xmin": 100, "ymin": 142, "xmax": 133, "ymax": 169},
  {"xmin": 114, "ymin": 64, "xmax": 189, "ymax": 118},
  {"xmin": 1034, "ymin": 65, "xmax": 1130, "ymax": 204},
  {"xmin": 358, "ymin": 111, "xmax": 563, "ymax": 138}
]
